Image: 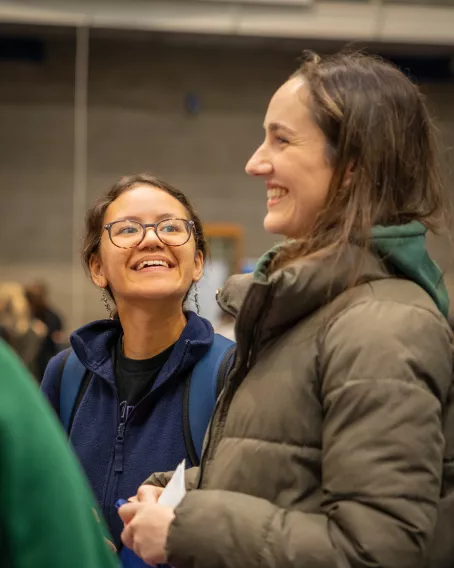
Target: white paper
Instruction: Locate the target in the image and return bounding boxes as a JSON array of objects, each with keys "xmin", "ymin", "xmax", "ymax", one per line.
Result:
[{"xmin": 157, "ymin": 459, "xmax": 187, "ymax": 508}]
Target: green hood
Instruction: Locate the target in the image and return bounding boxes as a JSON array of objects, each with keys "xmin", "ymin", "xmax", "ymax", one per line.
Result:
[
  {"xmin": 253, "ymin": 243, "xmax": 282, "ymax": 284},
  {"xmin": 253, "ymin": 221, "xmax": 449, "ymax": 317},
  {"xmin": 371, "ymin": 221, "xmax": 449, "ymax": 317}
]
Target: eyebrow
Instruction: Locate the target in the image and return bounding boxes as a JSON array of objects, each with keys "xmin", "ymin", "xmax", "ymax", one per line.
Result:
[
  {"xmin": 112, "ymin": 213, "xmax": 186, "ymax": 223},
  {"xmin": 265, "ymin": 122, "xmax": 297, "ymax": 136}
]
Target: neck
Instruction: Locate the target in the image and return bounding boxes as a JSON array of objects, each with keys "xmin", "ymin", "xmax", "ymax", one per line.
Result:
[{"xmin": 117, "ymin": 301, "xmax": 187, "ymax": 360}]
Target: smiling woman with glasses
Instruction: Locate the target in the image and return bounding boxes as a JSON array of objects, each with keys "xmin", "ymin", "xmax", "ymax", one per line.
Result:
[{"xmin": 40, "ymin": 174, "xmax": 235, "ymax": 560}]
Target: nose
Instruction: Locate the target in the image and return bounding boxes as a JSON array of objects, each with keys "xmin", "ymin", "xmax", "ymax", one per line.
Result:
[
  {"xmin": 245, "ymin": 143, "xmax": 273, "ymax": 177},
  {"xmin": 138, "ymin": 226, "xmax": 164, "ymax": 249}
]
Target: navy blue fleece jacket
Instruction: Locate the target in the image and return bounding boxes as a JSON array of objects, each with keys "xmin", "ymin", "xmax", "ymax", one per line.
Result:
[{"xmin": 41, "ymin": 311, "xmax": 215, "ymax": 548}]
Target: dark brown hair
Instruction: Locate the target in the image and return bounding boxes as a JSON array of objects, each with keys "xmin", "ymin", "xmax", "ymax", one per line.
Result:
[
  {"xmin": 271, "ymin": 50, "xmax": 445, "ymax": 270},
  {"xmin": 82, "ymin": 174, "xmax": 207, "ymax": 308}
]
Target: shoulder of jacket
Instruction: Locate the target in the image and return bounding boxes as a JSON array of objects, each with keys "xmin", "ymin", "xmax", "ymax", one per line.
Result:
[
  {"xmin": 323, "ymin": 281, "xmax": 451, "ymax": 347},
  {"xmin": 366, "ymin": 278, "xmax": 441, "ymax": 310},
  {"xmin": 326, "ymin": 278, "xmax": 445, "ymax": 327},
  {"xmin": 309, "ymin": 279, "xmax": 451, "ymax": 363}
]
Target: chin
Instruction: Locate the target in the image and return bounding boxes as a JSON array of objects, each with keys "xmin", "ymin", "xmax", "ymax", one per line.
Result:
[{"xmin": 263, "ymin": 214, "xmax": 289, "ymax": 237}]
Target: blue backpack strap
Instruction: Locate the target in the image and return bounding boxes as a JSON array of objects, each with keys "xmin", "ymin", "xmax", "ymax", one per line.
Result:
[
  {"xmin": 59, "ymin": 350, "xmax": 87, "ymax": 433},
  {"xmin": 186, "ymin": 333, "xmax": 235, "ymax": 465}
]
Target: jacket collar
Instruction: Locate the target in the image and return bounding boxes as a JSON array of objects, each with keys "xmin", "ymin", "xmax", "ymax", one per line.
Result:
[
  {"xmin": 217, "ymin": 245, "xmax": 390, "ymax": 343},
  {"xmin": 70, "ymin": 310, "xmax": 213, "ymax": 386}
]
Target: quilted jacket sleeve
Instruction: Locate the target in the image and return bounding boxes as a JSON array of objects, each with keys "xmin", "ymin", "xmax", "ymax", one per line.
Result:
[
  {"xmin": 165, "ymin": 301, "xmax": 453, "ymax": 568},
  {"xmin": 144, "ymin": 467, "xmax": 200, "ymax": 492}
]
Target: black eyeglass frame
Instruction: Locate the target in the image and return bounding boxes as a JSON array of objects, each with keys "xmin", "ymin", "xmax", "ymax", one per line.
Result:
[{"xmin": 103, "ymin": 218, "xmax": 195, "ymax": 249}]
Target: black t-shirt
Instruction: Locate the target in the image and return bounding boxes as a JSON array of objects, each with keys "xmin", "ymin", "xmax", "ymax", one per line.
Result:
[{"xmin": 114, "ymin": 335, "xmax": 175, "ymax": 421}]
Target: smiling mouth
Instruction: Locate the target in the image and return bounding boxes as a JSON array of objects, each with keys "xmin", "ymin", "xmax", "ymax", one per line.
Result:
[
  {"xmin": 134, "ymin": 260, "xmax": 172, "ymax": 271},
  {"xmin": 267, "ymin": 187, "xmax": 288, "ymax": 205}
]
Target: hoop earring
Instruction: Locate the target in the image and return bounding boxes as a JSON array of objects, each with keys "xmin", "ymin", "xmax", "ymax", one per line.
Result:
[
  {"xmin": 194, "ymin": 282, "xmax": 200, "ymax": 315},
  {"xmin": 101, "ymin": 288, "xmax": 114, "ymax": 320}
]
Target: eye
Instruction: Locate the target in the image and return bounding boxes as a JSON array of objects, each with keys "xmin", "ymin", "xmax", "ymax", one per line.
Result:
[
  {"xmin": 160, "ymin": 221, "xmax": 184, "ymax": 233},
  {"xmin": 276, "ymin": 136, "xmax": 289, "ymax": 145},
  {"xmin": 118, "ymin": 225, "xmax": 139, "ymax": 235},
  {"xmin": 111, "ymin": 222, "xmax": 141, "ymax": 237}
]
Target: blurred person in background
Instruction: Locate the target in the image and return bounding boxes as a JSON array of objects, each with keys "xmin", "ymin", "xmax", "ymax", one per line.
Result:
[
  {"xmin": 25, "ymin": 282, "xmax": 65, "ymax": 379},
  {"xmin": 0, "ymin": 337, "xmax": 119, "ymax": 568},
  {"xmin": 119, "ymin": 51, "xmax": 454, "ymax": 568},
  {"xmin": 41, "ymin": 174, "xmax": 234, "ymax": 555},
  {"xmin": 0, "ymin": 281, "xmax": 47, "ymax": 377},
  {"xmin": 25, "ymin": 281, "xmax": 65, "ymax": 380}
]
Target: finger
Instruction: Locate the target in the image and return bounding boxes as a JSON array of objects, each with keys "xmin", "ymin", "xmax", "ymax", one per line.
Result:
[
  {"xmin": 121, "ymin": 523, "xmax": 134, "ymax": 550},
  {"xmin": 118, "ymin": 502, "xmax": 141, "ymax": 524},
  {"xmin": 137, "ymin": 484, "xmax": 162, "ymax": 503}
]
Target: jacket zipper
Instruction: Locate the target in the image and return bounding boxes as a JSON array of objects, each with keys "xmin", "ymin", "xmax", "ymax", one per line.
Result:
[
  {"xmin": 197, "ymin": 285, "xmax": 271, "ymax": 487},
  {"xmin": 102, "ymin": 391, "xmax": 154, "ymax": 516},
  {"xmin": 111, "ymin": 340, "xmax": 191, "ymax": 476},
  {"xmin": 114, "ymin": 421, "xmax": 126, "ymax": 473},
  {"xmin": 102, "ymin": 384, "xmax": 121, "ymax": 516}
]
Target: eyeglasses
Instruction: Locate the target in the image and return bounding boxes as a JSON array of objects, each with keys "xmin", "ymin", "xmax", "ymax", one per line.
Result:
[{"xmin": 104, "ymin": 218, "xmax": 195, "ymax": 249}]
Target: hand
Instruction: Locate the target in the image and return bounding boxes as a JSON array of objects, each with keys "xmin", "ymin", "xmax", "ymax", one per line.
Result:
[
  {"xmin": 138, "ymin": 485, "xmax": 165, "ymax": 502},
  {"xmin": 119, "ymin": 500, "xmax": 175, "ymax": 565},
  {"xmin": 127, "ymin": 484, "xmax": 164, "ymax": 503}
]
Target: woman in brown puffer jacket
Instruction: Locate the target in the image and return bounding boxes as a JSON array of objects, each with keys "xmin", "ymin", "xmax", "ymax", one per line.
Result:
[{"xmin": 119, "ymin": 51, "xmax": 454, "ymax": 568}]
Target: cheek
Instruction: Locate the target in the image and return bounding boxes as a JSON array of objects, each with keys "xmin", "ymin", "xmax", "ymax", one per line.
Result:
[
  {"xmin": 290, "ymin": 164, "xmax": 332, "ymax": 221},
  {"xmin": 99, "ymin": 246, "xmax": 129, "ymax": 282},
  {"xmin": 175, "ymin": 248, "xmax": 198, "ymax": 278},
  {"xmin": 295, "ymin": 154, "xmax": 332, "ymax": 195}
]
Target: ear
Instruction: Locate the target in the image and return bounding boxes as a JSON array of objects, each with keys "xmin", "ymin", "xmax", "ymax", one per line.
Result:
[
  {"xmin": 342, "ymin": 161, "xmax": 356, "ymax": 188},
  {"xmin": 89, "ymin": 253, "xmax": 108, "ymax": 289},
  {"xmin": 192, "ymin": 250, "xmax": 204, "ymax": 283}
]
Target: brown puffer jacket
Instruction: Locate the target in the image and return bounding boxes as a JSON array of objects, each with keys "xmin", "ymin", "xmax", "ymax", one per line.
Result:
[{"xmin": 148, "ymin": 245, "xmax": 454, "ymax": 568}]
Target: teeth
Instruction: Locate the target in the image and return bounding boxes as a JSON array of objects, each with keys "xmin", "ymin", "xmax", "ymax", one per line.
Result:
[
  {"xmin": 137, "ymin": 260, "xmax": 169, "ymax": 270},
  {"xmin": 267, "ymin": 187, "xmax": 288, "ymax": 200}
]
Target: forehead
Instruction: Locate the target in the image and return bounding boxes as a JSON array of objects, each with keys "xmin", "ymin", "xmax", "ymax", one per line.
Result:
[
  {"xmin": 104, "ymin": 184, "xmax": 188, "ymax": 222},
  {"xmin": 264, "ymin": 76, "xmax": 311, "ymax": 127}
]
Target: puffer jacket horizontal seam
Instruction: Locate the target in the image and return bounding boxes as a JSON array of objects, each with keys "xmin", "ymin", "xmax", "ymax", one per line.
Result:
[
  {"xmin": 324, "ymin": 377, "xmax": 446, "ymax": 400},
  {"xmin": 222, "ymin": 436, "xmax": 321, "ymax": 452}
]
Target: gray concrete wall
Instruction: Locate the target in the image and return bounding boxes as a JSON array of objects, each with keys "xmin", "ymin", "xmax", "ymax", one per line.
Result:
[{"xmin": 1, "ymin": 33, "xmax": 453, "ymax": 330}]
